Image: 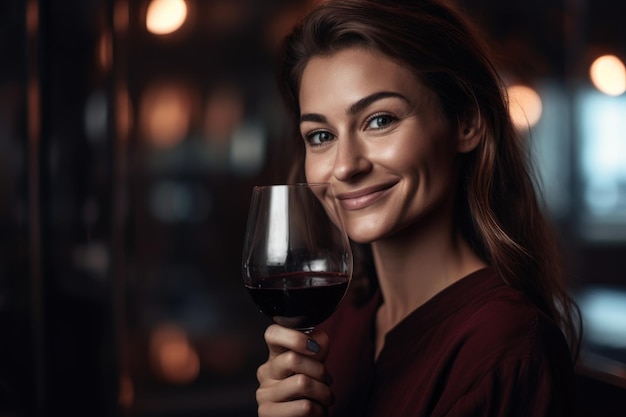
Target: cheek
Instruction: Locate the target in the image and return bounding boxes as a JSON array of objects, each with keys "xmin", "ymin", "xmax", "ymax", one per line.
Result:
[
  {"xmin": 376, "ymin": 141, "xmax": 425, "ymax": 172},
  {"xmin": 304, "ymin": 154, "xmax": 331, "ymax": 183},
  {"xmin": 387, "ymin": 132, "xmax": 457, "ymax": 171},
  {"xmin": 303, "ymin": 157, "xmax": 315, "ymax": 182},
  {"xmin": 376, "ymin": 138, "xmax": 457, "ymax": 193}
]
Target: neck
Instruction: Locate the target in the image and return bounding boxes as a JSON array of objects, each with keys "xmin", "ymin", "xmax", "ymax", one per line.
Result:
[{"xmin": 372, "ymin": 214, "xmax": 486, "ymax": 333}]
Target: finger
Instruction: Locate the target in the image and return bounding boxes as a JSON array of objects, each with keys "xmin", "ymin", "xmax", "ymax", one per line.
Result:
[
  {"xmin": 258, "ymin": 398, "xmax": 327, "ymax": 417},
  {"xmin": 257, "ymin": 373, "xmax": 334, "ymax": 406},
  {"xmin": 264, "ymin": 325, "xmax": 330, "ymax": 360},
  {"xmin": 305, "ymin": 328, "xmax": 330, "ymax": 360},
  {"xmin": 257, "ymin": 374, "xmax": 333, "ymax": 410},
  {"xmin": 258, "ymin": 349, "xmax": 329, "ymax": 383}
]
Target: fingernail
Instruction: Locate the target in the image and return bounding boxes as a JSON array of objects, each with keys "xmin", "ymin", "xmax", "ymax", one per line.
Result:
[{"xmin": 306, "ymin": 338, "xmax": 320, "ymax": 353}]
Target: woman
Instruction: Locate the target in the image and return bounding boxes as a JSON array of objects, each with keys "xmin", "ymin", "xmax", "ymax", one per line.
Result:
[{"xmin": 256, "ymin": 0, "xmax": 581, "ymax": 416}]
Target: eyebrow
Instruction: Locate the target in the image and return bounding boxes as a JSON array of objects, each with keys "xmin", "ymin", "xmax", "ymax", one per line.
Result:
[{"xmin": 299, "ymin": 91, "xmax": 409, "ymax": 124}]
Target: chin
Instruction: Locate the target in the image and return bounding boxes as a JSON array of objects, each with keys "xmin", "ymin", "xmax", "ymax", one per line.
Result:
[
  {"xmin": 346, "ymin": 225, "xmax": 389, "ymax": 244},
  {"xmin": 348, "ymin": 235, "xmax": 375, "ymax": 245}
]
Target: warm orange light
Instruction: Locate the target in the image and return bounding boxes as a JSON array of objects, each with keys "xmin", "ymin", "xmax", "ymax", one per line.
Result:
[
  {"xmin": 118, "ymin": 374, "xmax": 134, "ymax": 408},
  {"xmin": 150, "ymin": 324, "xmax": 200, "ymax": 384},
  {"xmin": 26, "ymin": 0, "xmax": 38, "ymax": 36},
  {"xmin": 146, "ymin": 0, "xmax": 187, "ymax": 35},
  {"xmin": 116, "ymin": 85, "xmax": 132, "ymax": 142},
  {"xmin": 140, "ymin": 83, "xmax": 191, "ymax": 148},
  {"xmin": 589, "ymin": 55, "xmax": 626, "ymax": 96},
  {"xmin": 203, "ymin": 84, "xmax": 245, "ymax": 141},
  {"xmin": 114, "ymin": 1, "xmax": 129, "ymax": 34},
  {"xmin": 507, "ymin": 84, "xmax": 543, "ymax": 130},
  {"xmin": 97, "ymin": 31, "xmax": 113, "ymax": 72}
]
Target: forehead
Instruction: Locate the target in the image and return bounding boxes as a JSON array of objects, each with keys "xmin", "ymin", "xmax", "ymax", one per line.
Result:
[{"xmin": 298, "ymin": 47, "xmax": 430, "ymax": 108}]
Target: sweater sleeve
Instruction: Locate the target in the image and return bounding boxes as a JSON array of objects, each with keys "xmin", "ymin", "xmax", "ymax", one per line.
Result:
[
  {"xmin": 433, "ymin": 300, "xmax": 578, "ymax": 417},
  {"xmin": 433, "ymin": 312, "xmax": 577, "ymax": 417},
  {"xmin": 437, "ymin": 349, "xmax": 577, "ymax": 417}
]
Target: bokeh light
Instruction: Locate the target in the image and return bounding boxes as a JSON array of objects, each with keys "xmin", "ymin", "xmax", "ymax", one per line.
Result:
[
  {"xmin": 507, "ymin": 84, "xmax": 543, "ymax": 130},
  {"xmin": 118, "ymin": 374, "xmax": 134, "ymax": 408},
  {"xmin": 589, "ymin": 54, "xmax": 626, "ymax": 96},
  {"xmin": 203, "ymin": 84, "xmax": 245, "ymax": 141},
  {"xmin": 149, "ymin": 324, "xmax": 200, "ymax": 384},
  {"xmin": 146, "ymin": 0, "xmax": 188, "ymax": 35},
  {"xmin": 97, "ymin": 31, "xmax": 112, "ymax": 72},
  {"xmin": 139, "ymin": 82, "xmax": 193, "ymax": 148}
]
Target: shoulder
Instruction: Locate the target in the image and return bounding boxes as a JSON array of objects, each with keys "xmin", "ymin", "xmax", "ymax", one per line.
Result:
[
  {"xmin": 465, "ymin": 287, "xmax": 546, "ymax": 339},
  {"xmin": 436, "ymin": 277, "xmax": 577, "ymax": 415},
  {"xmin": 443, "ymin": 273, "xmax": 574, "ymax": 381}
]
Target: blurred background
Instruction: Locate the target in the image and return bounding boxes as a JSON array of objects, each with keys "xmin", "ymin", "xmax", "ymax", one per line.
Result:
[{"xmin": 0, "ymin": 0, "xmax": 625, "ymax": 416}]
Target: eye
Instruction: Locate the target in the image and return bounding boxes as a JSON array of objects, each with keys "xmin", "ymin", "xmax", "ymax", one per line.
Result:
[
  {"xmin": 304, "ymin": 130, "xmax": 335, "ymax": 146},
  {"xmin": 366, "ymin": 113, "xmax": 397, "ymax": 130}
]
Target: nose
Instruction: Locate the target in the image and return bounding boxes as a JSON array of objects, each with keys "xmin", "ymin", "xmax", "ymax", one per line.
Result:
[{"xmin": 332, "ymin": 135, "xmax": 372, "ymax": 182}]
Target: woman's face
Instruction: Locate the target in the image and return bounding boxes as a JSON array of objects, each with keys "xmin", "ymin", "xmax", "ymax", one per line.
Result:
[{"xmin": 298, "ymin": 47, "xmax": 473, "ymax": 243}]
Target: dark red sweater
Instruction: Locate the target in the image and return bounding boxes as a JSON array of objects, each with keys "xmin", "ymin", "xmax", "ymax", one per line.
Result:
[{"xmin": 318, "ymin": 268, "xmax": 577, "ymax": 416}]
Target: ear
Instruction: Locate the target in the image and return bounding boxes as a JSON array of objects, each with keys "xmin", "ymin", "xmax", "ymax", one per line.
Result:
[{"xmin": 456, "ymin": 112, "xmax": 482, "ymax": 154}]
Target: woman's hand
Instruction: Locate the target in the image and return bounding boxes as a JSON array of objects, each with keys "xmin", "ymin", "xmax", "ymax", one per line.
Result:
[{"xmin": 256, "ymin": 324, "xmax": 333, "ymax": 417}]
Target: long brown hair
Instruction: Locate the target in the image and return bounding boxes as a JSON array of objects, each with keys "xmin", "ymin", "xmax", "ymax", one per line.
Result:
[{"xmin": 276, "ymin": 0, "xmax": 581, "ymax": 357}]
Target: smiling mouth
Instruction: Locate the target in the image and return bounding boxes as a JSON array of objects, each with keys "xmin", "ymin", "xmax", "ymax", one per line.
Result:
[{"xmin": 336, "ymin": 182, "xmax": 396, "ymax": 210}]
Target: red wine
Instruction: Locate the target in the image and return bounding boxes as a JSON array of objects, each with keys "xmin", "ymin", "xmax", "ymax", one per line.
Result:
[{"xmin": 245, "ymin": 271, "xmax": 349, "ymax": 330}]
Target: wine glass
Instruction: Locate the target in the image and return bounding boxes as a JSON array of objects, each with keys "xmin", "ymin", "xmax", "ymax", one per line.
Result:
[{"xmin": 242, "ymin": 183, "xmax": 353, "ymax": 332}]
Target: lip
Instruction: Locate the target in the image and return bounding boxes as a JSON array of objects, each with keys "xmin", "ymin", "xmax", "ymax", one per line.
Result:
[{"xmin": 335, "ymin": 182, "xmax": 397, "ymax": 210}]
